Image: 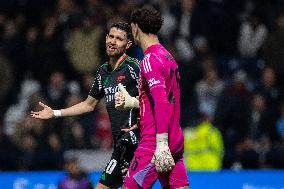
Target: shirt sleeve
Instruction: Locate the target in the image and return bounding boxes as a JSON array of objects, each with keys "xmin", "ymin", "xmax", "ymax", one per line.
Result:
[
  {"xmin": 141, "ymin": 53, "xmax": 169, "ymax": 134},
  {"xmin": 88, "ymin": 68, "xmax": 105, "ymax": 99}
]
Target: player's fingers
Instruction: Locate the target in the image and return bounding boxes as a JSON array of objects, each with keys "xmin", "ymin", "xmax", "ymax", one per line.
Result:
[
  {"xmin": 121, "ymin": 128, "xmax": 130, "ymax": 132},
  {"xmin": 151, "ymin": 155, "xmax": 156, "ymax": 164},
  {"xmin": 114, "ymin": 92, "xmax": 120, "ymax": 99},
  {"xmin": 39, "ymin": 101, "xmax": 49, "ymax": 109},
  {"xmin": 121, "ymin": 124, "xmax": 138, "ymax": 132},
  {"xmin": 115, "ymin": 92, "xmax": 124, "ymax": 101},
  {"xmin": 31, "ymin": 113, "xmax": 40, "ymax": 119},
  {"xmin": 30, "ymin": 111, "xmax": 39, "ymax": 115}
]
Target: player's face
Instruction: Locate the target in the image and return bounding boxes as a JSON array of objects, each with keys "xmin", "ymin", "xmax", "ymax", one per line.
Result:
[
  {"xmin": 106, "ymin": 27, "xmax": 132, "ymax": 57},
  {"xmin": 131, "ymin": 23, "xmax": 139, "ymax": 45}
]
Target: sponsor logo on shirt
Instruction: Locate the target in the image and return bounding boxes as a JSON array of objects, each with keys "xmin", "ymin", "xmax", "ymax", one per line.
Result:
[
  {"xmin": 148, "ymin": 78, "xmax": 160, "ymax": 87},
  {"xmin": 104, "ymin": 86, "xmax": 119, "ymax": 102}
]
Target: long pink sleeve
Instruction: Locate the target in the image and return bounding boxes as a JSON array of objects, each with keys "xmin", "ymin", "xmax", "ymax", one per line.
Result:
[{"xmin": 140, "ymin": 53, "xmax": 169, "ymax": 134}]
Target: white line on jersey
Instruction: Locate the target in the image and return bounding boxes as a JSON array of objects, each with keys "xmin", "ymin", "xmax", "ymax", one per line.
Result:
[{"xmin": 142, "ymin": 54, "xmax": 152, "ymax": 73}]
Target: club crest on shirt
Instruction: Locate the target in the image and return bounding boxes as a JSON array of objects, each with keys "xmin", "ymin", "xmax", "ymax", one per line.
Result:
[{"xmin": 117, "ymin": 75, "xmax": 125, "ymax": 82}]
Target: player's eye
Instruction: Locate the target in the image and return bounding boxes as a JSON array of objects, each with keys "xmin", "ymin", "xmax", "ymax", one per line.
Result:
[{"xmin": 117, "ymin": 37, "xmax": 123, "ymax": 41}]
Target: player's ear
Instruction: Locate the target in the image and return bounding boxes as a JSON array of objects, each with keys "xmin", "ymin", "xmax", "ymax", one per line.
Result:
[
  {"xmin": 126, "ymin": 40, "xmax": 133, "ymax": 49},
  {"xmin": 106, "ymin": 34, "xmax": 109, "ymax": 41},
  {"xmin": 131, "ymin": 23, "xmax": 138, "ymax": 38}
]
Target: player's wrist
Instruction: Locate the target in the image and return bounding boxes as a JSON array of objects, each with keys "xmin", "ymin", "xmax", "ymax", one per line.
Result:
[
  {"xmin": 53, "ymin": 110, "xmax": 62, "ymax": 117},
  {"xmin": 125, "ymin": 96, "xmax": 139, "ymax": 109},
  {"xmin": 156, "ymin": 133, "xmax": 169, "ymax": 148}
]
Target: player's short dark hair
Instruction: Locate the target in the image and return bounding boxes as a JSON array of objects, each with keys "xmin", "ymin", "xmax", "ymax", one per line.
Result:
[
  {"xmin": 109, "ymin": 22, "xmax": 133, "ymax": 40},
  {"xmin": 130, "ymin": 6, "xmax": 163, "ymax": 35}
]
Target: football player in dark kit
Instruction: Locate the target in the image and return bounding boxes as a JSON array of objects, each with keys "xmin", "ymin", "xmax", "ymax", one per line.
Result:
[{"xmin": 31, "ymin": 22, "xmax": 140, "ymax": 189}]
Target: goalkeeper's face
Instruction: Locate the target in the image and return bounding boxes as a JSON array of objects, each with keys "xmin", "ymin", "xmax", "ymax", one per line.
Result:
[{"xmin": 106, "ymin": 27, "xmax": 132, "ymax": 57}]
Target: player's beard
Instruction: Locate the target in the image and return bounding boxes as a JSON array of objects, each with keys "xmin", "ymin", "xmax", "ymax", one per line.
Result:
[
  {"xmin": 107, "ymin": 49, "xmax": 124, "ymax": 59},
  {"xmin": 106, "ymin": 47, "xmax": 119, "ymax": 57}
]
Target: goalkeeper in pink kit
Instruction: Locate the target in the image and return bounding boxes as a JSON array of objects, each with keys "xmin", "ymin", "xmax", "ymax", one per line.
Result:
[{"xmin": 115, "ymin": 6, "xmax": 189, "ymax": 189}]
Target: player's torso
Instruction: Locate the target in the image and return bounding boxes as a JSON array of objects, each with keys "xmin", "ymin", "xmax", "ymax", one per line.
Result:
[
  {"xmin": 138, "ymin": 46, "xmax": 183, "ymax": 152},
  {"xmin": 139, "ymin": 48, "xmax": 180, "ymax": 117},
  {"xmin": 99, "ymin": 57, "xmax": 140, "ymax": 136}
]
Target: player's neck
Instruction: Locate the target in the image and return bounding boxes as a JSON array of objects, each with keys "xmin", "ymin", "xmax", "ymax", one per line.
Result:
[
  {"xmin": 109, "ymin": 53, "xmax": 127, "ymax": 71},
  {"xmin": 139, "ymin": 34, "xmax": 159, "ymax": 52}
]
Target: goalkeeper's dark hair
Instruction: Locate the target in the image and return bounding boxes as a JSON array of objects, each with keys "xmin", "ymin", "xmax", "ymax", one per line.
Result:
[
  {"xmin": 109, "ymin": 22, "xmax": 133, "ymax": 41},
  {"xmin": 130, "ymin": 6, "xmax": 163, "ymax": 35}
]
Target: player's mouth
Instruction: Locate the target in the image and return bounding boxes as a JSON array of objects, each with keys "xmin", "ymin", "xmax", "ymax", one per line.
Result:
[{"xmin": 107, "ymin": 45, "xmax": 117, "ymax": 52}]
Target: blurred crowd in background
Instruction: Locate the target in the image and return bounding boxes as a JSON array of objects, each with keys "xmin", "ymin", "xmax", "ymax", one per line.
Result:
[{"xmin": 0, "ymin": 0, "xmax": 284, "ymax": 171}]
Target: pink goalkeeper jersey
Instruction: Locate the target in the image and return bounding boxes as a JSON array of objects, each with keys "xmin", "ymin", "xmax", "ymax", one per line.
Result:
[{"xmin": 138, "ymin": 43, "xmax": 184, "ymax": 156}]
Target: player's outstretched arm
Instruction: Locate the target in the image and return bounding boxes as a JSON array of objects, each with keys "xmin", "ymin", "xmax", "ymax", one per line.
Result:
[
  {"xmin": 115, "ymin": 83, "xmax": 139, "ymax": 110},
  {"xmin": 31, "ymin": 95, "xmax": 99, "ymax": 119}
]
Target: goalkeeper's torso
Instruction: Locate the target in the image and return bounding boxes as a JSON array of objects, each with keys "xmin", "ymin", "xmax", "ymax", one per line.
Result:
[{"xmin": 89, "ymin": 54, "xmax": 140, "ymax": 141}]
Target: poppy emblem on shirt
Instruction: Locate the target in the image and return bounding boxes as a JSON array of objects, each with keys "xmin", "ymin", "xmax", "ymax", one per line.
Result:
[{"xmin": 117, "ymin": 75, "xmax": 125, "ymax": 82}]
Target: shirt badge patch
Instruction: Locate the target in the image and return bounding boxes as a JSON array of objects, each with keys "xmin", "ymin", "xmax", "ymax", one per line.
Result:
[{"xmin": 117, "ymin": 75, "xmax": 125, "ymax": 82}]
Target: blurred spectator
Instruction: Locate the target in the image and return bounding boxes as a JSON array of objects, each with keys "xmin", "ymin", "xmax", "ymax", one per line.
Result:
[
  {"xmin": 18, "ymin": 133, "xmax": 39, "ymax": 170},
  {"xmin": 214, "ymin": 70, "xmax": 251, "ymax": 149},
  {"xmin": 248, "ymin": 93, "xmax": 277, "ymax": 143},
  {"xmin": 65, "ymin": 122, "xmax": 91, "ymax": 150},
  {"xmin": 276, "ymin": 102, "xmax": 284, "ymax": 142},
  {"xmin": 38, "ymin": 132, "xmax": 64, "ymax": 170},
  {"xmin": 238, "ymin": 11, "xmax": 268, "ymax": 58},
  {"xmin": 195, "ymin": 65, "xmax": 224, "ymax": 121},
  {"xmin": 90, "ymin": 101, "xmax": 112, "ymax": 150},
  {"xmin": 254, "ymin": 67, "xmax": 281, "ymax": 121},
  {"xmin": 263, "ymin": 11, "xmax": 284, "ymax": 93},
  {"xmin": 184, "ymin": 113, "xmax": 224, "ymax": 171},
  {"xmin": 173, "ymin": 0, "xmax": 196, "ymax": 62},
  {"xmin": 68, "ymin": 15, "xmax": 104, "ymax": 74},
  {"xmin": 42, "ymin": 71, "xmax": 70, "ymax": 109},
  {"xmin": 158, "ymin": 0, "xmax": 177, "ymax": 49},
  {"xmin": 4, "ymin": 78, "xmax": 41, "ymax": 136},
  {"xmin": 235, "ymin": 137, "xmax": 260, "ymax": 169},
  {"xmin": 37, "ymin": 14, "xmax": 73, "ymax": 83},
  {"xmin": 58, "ymin": 157, "xmax": 93, "ymax": 189},
  {"xmin": 23, "ymin": 26, "xmax": 40, "ymax": 79},
  {"xmin": 0, "ymin": 121, "xmax": 20, "ymax": 170},
  {"xmin": 0, "ymin": 52, "xmax": 13, "ymax": 116},
  {"xmin": 178, "ymin": 35, "xmax": 212, "ymax": 126}
]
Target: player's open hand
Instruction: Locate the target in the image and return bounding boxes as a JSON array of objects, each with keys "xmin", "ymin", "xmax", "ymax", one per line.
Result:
[{"xmin": 30, "ymin": 102, "xmax": 54, "ymax": 119}]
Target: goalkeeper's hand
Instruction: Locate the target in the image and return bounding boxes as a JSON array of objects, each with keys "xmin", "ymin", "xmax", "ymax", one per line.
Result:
[
  {"xmin": 151, "ymin": 133, "xmax": 175, "ymax": 173},
  {"xmin": 115, "ymin": 83, "xmax": 139, "ymax": 110}
]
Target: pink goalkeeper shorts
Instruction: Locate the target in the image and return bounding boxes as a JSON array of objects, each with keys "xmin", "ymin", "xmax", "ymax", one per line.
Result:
[{"xmin": 123, "ymin": 147, "xmax": 189, "ymax": 189}]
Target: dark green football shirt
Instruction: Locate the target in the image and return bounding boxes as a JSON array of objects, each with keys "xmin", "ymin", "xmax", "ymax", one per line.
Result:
[{"xmin": 89, "ymin": 54, "xmax": 140, "ymax": 141}]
